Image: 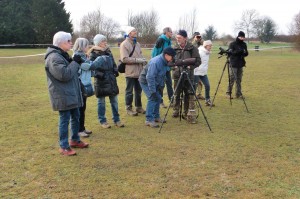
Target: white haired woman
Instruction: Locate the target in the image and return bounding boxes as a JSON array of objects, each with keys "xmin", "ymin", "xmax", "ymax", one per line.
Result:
[{"xmin": 45, "ymin": 31, "xmax": 89, "ymax": 156}]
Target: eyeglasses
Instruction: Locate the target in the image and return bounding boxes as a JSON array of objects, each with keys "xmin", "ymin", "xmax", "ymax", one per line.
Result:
[
  {"xmin": 196, "ymin": 36, "xmax": 201, "ymax": 39},
  {"xmin": 67, "ymin": 40, "xmax": 72, "ymax": 43}
]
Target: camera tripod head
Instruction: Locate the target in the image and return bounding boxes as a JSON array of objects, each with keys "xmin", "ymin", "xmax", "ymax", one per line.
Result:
[{"xmin": 218, "ymin": 47, "xmax": 232, "ymax": 59}]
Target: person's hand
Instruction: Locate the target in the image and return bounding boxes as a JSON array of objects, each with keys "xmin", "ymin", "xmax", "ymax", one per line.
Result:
[
  {"xmin": 73, "ymin": 54, "xmax": 84, "ymax": 65},
  {"xmin": 135, "ymin": 58, "xmax": 147, "ymax": 65}
]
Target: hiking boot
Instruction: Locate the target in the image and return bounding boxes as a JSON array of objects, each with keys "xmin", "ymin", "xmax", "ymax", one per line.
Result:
[
  {"xmin": 205, "ymin": 99, "xmax": 215, "ymax": 107},
  {"xmin": 59, "ymin": 147, "xmax": 76, "ymax": 156},
  {"xmin": 101, "ymin": 122, "xmax": 111, "ymax": 129},
  {"xmin": 127, "ymin": 108, "xmax": 138, "ymax": 116},
  {"xmin": 136, "ymin": 107, "xmax": 146, "ymax": 114},
  {"xmin": 155, "ymin": 118, "xmax": 166, "ymax": 123},
  {"xmin": 115, "ymin": 121, "xmax": 125, "ymax": 127},
  {"xmin": 160, "ymin": 102, "xmax": 167, "ymax": 109},
  {"xmin": 236, "ymin": 95, "xmax": 244, "ymax": 99},
  {"xmin": 69, "ymin": 140, "xmax": 89, "ymax": 148},
  {"xmin": 226, "ymin": 94, "xmax": 233, "ymax": 99},
  {"xmin": 182, "ymin": 114, "xmax": 187, "ymax": 120},
  {"xmin": 84, "ymin": 129, "xmax": 92, "ymax": 134},
  {"xmin": 172, "ymin": 110, "xmax": 179, "ymax": 118},
  {"xmin": 197, "ymin": 94, "xmax": 205, "ymax": 100},
  {"xmin": 145, "ymin": 121, "xmax": 159, "ymax": 128},
  {"xmin": 78, "ymin": 131, "xmax": 89, "ymax": 137}
]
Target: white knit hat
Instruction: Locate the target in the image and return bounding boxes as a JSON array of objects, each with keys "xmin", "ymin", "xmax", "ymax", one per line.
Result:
[
  {"xmin": 126, "ymin": 26, "xmax": 136, "ymax": 35},
  {"xmin": 93, "ymin": 34, "xmax": 107, "ymax": 46},
  {"xmin": 203, "ymin": 40, "xmax": 212, "ymax": 47}
]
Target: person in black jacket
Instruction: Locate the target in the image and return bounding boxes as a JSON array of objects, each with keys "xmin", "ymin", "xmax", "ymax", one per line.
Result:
[
  {"xmin": 89, "ymin": 34, "xmax": 124, "ymax": 128},
  {"xmin": 226, "ymin": 31, "xmax": 248, "ymax": 99}
]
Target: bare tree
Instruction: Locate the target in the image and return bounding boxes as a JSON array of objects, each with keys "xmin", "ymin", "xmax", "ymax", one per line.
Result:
[
  {"xmin": 177, "ymin": 8, "xmax": 199, "ymax": 38},
  {"xmin": 289, "ymin": 11, "xmax": 300, "ymax": 50},
  {"xmin": 253, "ymin": 16, "xmax": 277, "ymax": 43},
  {"xmin": 127, "ymin": 9, "xmax": 159, "ymax": 44},
  {"xmin": 234, "ymin": 9, "xmax": 259, "ymax": 43},
  {"xmin": 79, "ymin": 7, "xmax": 120, "ymax": 41}
]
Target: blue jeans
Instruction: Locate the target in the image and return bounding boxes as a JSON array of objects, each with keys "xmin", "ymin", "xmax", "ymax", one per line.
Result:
[
  {"xmin": 140, "ymin": 83, "xmax": 161, "ymax": 122},
  {"xmin": 58, "ymin": 108, "xmax": 80, "ymax": 149},
  {"xmin": 160, "ymin": 70, "xmax": 173, "ymax": 103},
  {"xmin": 98, "ymin": 95, "xmax": 120, "ymax": 124},
  {"xmin": 194, "ymin": 75, "xmax": 211, "ymax": 100},
  {"xmin": 125, "ymin": 77, "xmax": 142, "ymax": 109}
]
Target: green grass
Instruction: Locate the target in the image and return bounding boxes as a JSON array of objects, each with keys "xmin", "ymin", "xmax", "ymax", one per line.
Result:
[{"xmin": 0, "ymin": 46, "xmax": 299, "ymax": 198}]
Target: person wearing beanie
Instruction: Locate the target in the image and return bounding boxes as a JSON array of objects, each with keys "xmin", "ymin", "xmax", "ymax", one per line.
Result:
[
  {"xmin": 194, "ymin": 40, "xmax": 215, "ymax": 107},
  {"xmin": 226, "ymin": 30, "xmax": 248, "ymax": 99},
  {"xmin": 172, "ymin": 29, "xmax": 201, "ymax": 124},
  {"xmin": 89, "ymin": 34, "xmax": 125, "ymax": 129},
  {"xmin": 151, "ymin": 27, "xmax": 173, "ymax": 109},
  {"xmin": 45, "ymin": 31, "xmax": 88, "ymax": 156},
  {"xmin": 191, "ymin": 31, "xmax": 205, "ymax": 100},
  {"xmin": 139, "ymin": 47, "xmax": 176, "ymax": 127},
  {"xmin": 119, "ymin": 26, "xmax": 147, "ymax": 116}
]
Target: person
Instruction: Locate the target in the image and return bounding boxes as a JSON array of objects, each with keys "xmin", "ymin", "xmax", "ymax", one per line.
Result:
[
  {"xmin": 119, "ymin": 26, "xmax": 147, "ymax": 116},
  {"xmin": 191, "ymin": 31, "xmax": 205, "ymax": 100},
  {"xmin": 89, "ymin": 34, "xmax": 124, "ymax": 128},
  {"xmin": 194, "ymin": 40, "xmax": 215, "ymax": 106},
  {"xmin": 226, "ymin": 31, "xmax": 248, "ymax": 99},
  {"xmin": 151, "ymin": 27, "xmax": 173, "ymax": 108},
  {"xmin": 139, "ymin": 47, "xmax": 176, "ymax": 128},
  {"xmin": 45, "ymin": 31, "xmax": 89, "ymax": 156},
  {"xmin": 172, "ymin": 30, "xmax": 201, "ymax": 123},
  {"xmin": 72, "ymin": 38, "xmax": 93, "ymax": 137}
]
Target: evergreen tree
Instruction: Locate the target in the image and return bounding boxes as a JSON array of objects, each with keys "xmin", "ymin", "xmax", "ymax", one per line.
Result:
[{"xmin": 203, "ymin": 25, "xmax": 217, "ymax": 41}]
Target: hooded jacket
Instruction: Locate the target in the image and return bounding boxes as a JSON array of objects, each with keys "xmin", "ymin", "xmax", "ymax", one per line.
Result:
[
  {"xmin": 228, "ymin": 37, "xmax": 248, "ymax": 68},
  {"xmin": 151, "ymin": 34, "xmax": 172, "ymax": 58},
  {"xmin": 45, "ymin": 46, "xmax": 83, "ymax": 111},
  {"xmin": 194, "ymin": 46, "xmax": 211, "ymax": 76}
]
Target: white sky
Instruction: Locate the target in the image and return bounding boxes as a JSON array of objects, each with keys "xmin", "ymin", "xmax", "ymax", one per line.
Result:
[{"xmin": 63, "ymin": 0, "xmax": 299, "ymax": 36}]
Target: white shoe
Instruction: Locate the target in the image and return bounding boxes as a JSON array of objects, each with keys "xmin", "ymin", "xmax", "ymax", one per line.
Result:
[{"xmin": 78, "ymin": 131, "xmax": 89, "ymax": 137}]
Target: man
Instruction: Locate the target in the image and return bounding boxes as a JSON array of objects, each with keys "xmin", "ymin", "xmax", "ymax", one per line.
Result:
[
  {"xmin": 151, "ymin": 27, "xmax": 173, "ymax": 109},
  {"xmin": 139, "ymin": 47, "xmax": 176, "ymax": 128},
  {"xmin": 45, "ymin": 31, "xmax": 89, "ymax": 156},
  {"xmin": 172, "ymin": 30, "xmax": 201, "ymax": 124},
  {"xmin": 191, "ymin": 31, "xmax": 205, "ymax": 100},
  {"xmin": 226, "ymin": 31, "xmax": 248, "ymax": 99},
  {"xmin": 120, "ymin": 26, "xmax": 147, "ymax": 116}
]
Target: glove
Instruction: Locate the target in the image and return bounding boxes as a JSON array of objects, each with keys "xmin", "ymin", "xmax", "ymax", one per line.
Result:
[
  {"xmin": 73, "ymin": 54, "xmax": 84, "ymax": 65},
  {"xmin": 135, "ymin": 58, "xmax": 147, "ymax": 65}
]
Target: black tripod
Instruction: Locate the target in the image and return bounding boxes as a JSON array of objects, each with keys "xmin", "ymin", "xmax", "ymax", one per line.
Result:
[
  {"xmin": 210, "ymin": 55, "xmax": 249, "ymax": 112},
  {"xmin": 158, "ymin": 67, "xmax": 212, "ymax": 133}
]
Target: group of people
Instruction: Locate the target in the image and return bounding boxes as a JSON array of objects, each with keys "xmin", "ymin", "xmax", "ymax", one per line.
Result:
[{"xmin": 45, "ymin": 27, "xmax": 248, "ymax": 156}]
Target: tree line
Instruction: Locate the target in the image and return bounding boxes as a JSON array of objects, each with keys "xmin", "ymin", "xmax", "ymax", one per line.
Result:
[{"xmin": 1, "ymin": 1, "xmax": 300, "ymax": 49}]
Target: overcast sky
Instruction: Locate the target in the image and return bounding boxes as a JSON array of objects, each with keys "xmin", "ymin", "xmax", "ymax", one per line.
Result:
[{"xmin": 63, "ymin": 0, "xmax": 299, "ymax": 36}]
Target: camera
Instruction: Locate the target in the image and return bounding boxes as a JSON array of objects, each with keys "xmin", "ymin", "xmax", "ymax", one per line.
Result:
[
  {"xmin": 218, "ymin": 47, "xmax": 231, "ymax": 57},
  {"xmin": 168, "ymin": 58, "xmax": 196, "ymax": 68}
]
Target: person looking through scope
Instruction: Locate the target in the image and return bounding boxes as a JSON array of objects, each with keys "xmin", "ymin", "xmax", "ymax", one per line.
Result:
[
  {"xmin": 226, "ymin": 31, "xmax": 248, "ymax": 99},
  {"xmin": 172, "ymin": 30, "xmax": 201, "ymax": 124}
]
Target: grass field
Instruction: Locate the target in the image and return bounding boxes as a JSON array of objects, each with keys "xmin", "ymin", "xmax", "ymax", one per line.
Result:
[{"xmin": 0, "ymin": 45, "xmax": 299, "ymax": 198}]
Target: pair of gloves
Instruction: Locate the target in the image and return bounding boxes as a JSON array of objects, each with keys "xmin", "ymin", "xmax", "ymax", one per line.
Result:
[{"xmin": 73, "ymin": 54, "xmax": 84, "ymax": 65}]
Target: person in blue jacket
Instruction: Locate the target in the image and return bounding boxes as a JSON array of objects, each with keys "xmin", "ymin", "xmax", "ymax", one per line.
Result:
[
  {"xmin": 139, "ymin": 47, "xmax": 176, "ymax": 128},
  {"xmin": 151, "ymin": 27, "xmax": 173, "ymax": 109}
]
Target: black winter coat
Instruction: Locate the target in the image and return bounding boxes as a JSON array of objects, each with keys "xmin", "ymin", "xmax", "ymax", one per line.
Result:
[
  {"xmin": 90, "ymin": 48, "xmax": 119, "ymax": 97},
  {"xmin": 228, "ymin": 38, "xmax": 248, "ymax": 68}
]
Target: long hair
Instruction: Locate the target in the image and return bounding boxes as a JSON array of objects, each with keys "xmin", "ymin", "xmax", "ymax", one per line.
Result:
[{"xmin": 73, "ymin": 38, "xmax": 89, "ymax": 52}]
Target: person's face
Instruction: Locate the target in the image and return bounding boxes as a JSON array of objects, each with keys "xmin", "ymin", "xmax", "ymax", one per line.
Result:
[
  {"xmin": 205, "ymin": 44, "xmax": 212, "ymax": 51},
  {"xmin": 164, "ymin": 54, "xmax": 174, "ymax": 62},
  {"xmin": 60, "ymin": 39, "xmax": 72, "ymax": 52},
  {"xmin": 166, "ymin": 29, "xmax": 173, "ymax": 38},
  {"xmin": 238, "ymin": 36, "xmax": 245, "ymax": 41},
  {"xmin": 129, "ymin": 30, "xmax": 138, "ymax": 38},
  {"xmin": 195, "ymin": 35, "xmax": 202, "ymax": 40},
  {"xmin": 176, "ymin": 35, "xmax": 186, "ymax": 46},
  {"xmin": 98, "ymin": 40, "xmax": 107, "ymax": 48}
]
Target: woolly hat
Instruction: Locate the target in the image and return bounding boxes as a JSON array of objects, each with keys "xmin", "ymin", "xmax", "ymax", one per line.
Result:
[
  {"xmin": 203, "ymin": 40, "xmax": 212, "ymax": 47},
  {"xmin": 163, "ymin": 47, "xmax": 176, "ymax": 57},
  {"xmin": 193, "ymin": 32, "xmax": 201, "ymax": 37},
  {"xmin": 93, "ymin": 34, "xmax": 107, "ymax": 46},
  {"xmin": 238, "ymin": 31, "xmax": 245, "ymax": 38},
  {"xmin": 126, "ymin": 26, "xmax": 136, "ymax": 35},
  {"xmin": 177, "ymin": 29, "xmax": 188, "ymax": 38}
]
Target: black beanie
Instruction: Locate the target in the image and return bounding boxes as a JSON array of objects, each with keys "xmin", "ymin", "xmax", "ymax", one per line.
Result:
[
  {"xmin": 177, "ymin": 30, "xmax": 188, "ymax": 38},
  {"xmin": 163, "ymin": 47, "xmax": 176, "ymax": 57},
  {"xmin": 238, "ymin": 31, "xmax": 245, "ymax": 37}
]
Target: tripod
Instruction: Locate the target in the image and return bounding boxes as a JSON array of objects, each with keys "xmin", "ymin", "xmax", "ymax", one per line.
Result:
[
  {"xmin": 210, "ymin": 55, "xmax": 249, "ymax": 112},
  {"xmin": 158, "ymin": 67, "xmax": 212, "ymax": 133}
]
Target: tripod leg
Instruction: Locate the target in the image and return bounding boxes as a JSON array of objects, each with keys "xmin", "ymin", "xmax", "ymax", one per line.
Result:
[
  {"xmin": 185, "ymin": 72, "xmax": 212, "ymax": 132},
  {"xmin": 227, "ymin": 61, "xmax": 233, "ymax": 105},
  {"xmin": 159, "ymin": 72, "xmax": 185, "ymax": 133},
  {"xmin": 210, "ymin": 61, "xmax": 228, "ymax": 109},
  {"xmin": 228, "ymin": 64, "xmax": 249, "ymax": 113}
]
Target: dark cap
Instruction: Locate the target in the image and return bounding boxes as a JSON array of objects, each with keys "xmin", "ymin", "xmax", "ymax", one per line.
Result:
[
  {"xmin": 238, "ymin": 31, "xmax": 245, "ymax": 38},
  {"xmin": 193, "ymin": 32, "xmax": 201, "ymax": 37},
  {"xmin": 163, "ymin": 47, "xmax": 176, "ymax": 57},
  {"xmin": 177, "ymin": 30, "xmax": 188, "ymax": 38}
]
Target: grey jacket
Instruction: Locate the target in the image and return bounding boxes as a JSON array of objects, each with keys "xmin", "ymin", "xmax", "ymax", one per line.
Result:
[{"xmin": 45, "ymin": 46, "xmax": 83, "ymax": 111}]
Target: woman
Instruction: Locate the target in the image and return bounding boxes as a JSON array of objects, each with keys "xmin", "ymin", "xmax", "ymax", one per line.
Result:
[
  {"xmin": 73, "ymin": 38, "xmax": 94, "ymax": 137},
  {"xmin": 194, "ymin": 40, "xmax": 215, "ymax": 106},
  {"xmin": 89, "ymin": 34, "xmax": 124, "ymax": 128}
]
